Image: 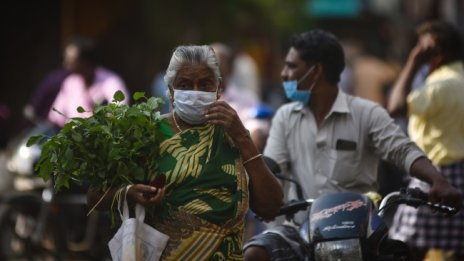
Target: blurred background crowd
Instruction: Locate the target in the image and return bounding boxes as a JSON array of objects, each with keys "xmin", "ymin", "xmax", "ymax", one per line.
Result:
[{"xmin": 1, "ymin": 0, "xmax": 463, "ymax": 148}]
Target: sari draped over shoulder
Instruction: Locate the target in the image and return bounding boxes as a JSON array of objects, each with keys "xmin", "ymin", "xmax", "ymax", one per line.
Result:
[{"xmin": 150, "ymin": 124, "xmax": 249, "ymax": 260}]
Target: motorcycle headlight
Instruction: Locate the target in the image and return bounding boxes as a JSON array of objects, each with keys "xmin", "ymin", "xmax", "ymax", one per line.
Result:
[{"xmin": 314, "ymin": 239, "xmax": 362, "ymax": 261}]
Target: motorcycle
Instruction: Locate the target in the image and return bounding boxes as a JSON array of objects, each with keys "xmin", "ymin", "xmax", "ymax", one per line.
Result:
[
  {"xmin": 259, "ymin": 157, "xmax": 458, "ymax": 261},
  {"xmin": 0, "ymin": 119, "xmax": 113, "ymax": 260}
]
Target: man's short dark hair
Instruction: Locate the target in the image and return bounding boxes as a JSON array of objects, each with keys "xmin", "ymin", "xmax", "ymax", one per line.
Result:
[
  {"xmin": 416, "ymin": 20, "xmax": 463, "ymax": 62},
  {"xmin": 289, "ymin": 30, "xmax": 345, "ymax": 84}
]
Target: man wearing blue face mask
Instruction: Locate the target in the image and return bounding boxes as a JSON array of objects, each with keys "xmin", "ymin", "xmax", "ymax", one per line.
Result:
[
  {"xmin": 282, "ymin": 64, "xmax": 316, "ymax": 105},
  {"xmin": 243, "ymin": 30, "xmax": 462, "ymax": 261}
]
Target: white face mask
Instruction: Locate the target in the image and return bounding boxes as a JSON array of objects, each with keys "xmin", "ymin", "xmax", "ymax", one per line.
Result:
[{"xmin": 173, "ymin": 89, "xmax": 217, "ymax": 125}]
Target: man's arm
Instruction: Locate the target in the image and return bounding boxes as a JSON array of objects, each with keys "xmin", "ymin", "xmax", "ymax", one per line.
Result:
[
  {"xmin": 367, "ymin": 105, "xmax": 462, "ymax": 210},
  {"xmin": 263, "ymin": 106, "xmax": 290, "ymax": 175},
  {"xmin": 387, "ymin": 43, "xmax": 428, "ymax": 116},
  {"xmin": 387, "ymin": 36, "xmax": 440, "ymax": 117},
  {"xmin": 409, "ymin": 157, "xmax": 462, "ymax": 209},
  {"xmin": 387, "ymin": 57, "xmax": 420, "ymax": 117}
]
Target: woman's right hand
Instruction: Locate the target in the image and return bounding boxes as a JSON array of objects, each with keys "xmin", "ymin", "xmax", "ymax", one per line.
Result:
[{"xmin": 127, "ymin": 184, "xmax": 165, "ymax": 207}]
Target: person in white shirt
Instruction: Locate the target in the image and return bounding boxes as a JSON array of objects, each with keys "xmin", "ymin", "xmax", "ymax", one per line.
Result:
[{"xmin": 243, "ymin": 29, "xmax": 462, "ymax": 261}]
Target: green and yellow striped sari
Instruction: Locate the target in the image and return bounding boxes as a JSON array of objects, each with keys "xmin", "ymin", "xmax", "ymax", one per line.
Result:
[{"xmin": 148, "ymin": 124, "xmax": 249, "ymax": 260}]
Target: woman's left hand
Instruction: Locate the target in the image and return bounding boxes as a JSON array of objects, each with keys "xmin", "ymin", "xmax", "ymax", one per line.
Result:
[{"xmin": 205, "ymin": 101, "xmax": 248, "ymax": 141}]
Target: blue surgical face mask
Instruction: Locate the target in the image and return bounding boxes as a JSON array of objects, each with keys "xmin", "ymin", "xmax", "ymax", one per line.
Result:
[
  {"xmin": 173, "ymin": 89, "xmax": 217, "ymax": 125},
  {"xmin": 283, "ymin": 66, "xmax": 316, "ymax": 105}
]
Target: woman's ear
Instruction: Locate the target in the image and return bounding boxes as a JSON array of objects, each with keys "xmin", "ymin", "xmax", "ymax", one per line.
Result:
[{"xmin": 168, "ymin": 87, "xmax": 174, "ymax": 103}]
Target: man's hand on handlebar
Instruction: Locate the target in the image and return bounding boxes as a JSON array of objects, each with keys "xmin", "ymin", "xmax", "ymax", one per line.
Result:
[{"xmin": 428, "ymin": 178, "xmax": 463, "ymax": 211}]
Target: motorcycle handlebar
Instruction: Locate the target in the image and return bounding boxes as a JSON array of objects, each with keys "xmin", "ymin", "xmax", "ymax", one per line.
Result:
[
  {"xmin": 277, "ymin": 199, "xmax": 312, "ymax": 217},
  {"xmin": 379, "ymin": 187, "xmax": 459, "ymax": 217},
  {"xmin": 423, "ymin": 201, "xmax": 458, "ymax": 215},
  {"xmin": 402, "ymin": 187, "xmax": 428, "ymax": 201},
  {"xmin": 403, "ymin": 187, "xmax": 458, "ymax": 215},
  {"xmin": 276, "ymin": 187, "xmax": 458, "ymax": 221}
]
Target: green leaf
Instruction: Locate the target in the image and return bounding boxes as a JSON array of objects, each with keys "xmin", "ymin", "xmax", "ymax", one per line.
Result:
[
  {"xmin": 37, "ymin": 160, "xmax": 52, "ymax": 181},
  {"xmin": 64, "ymin": 147, "xmax": 73, "ymax": 161},
  {"xmin": 126, "ymin": 107, "xmax": 143, "ymax": 118},
  {"xmin": 55, "ymin": 174, "xmax": 70, "ymax": 190},
  {"xmin": 133, "ymin": 92, "xmax": 146, "ymax": 101},
  {"xmin": 113, "ymin": 90, "xmax": 125, "ymax": 102},
  {"xmin": 132, "ymin": 166, "xmax": 145, "ymax": 181},
  {"xmin": 71, "ymin": 132, "xmax": 83, "ymax": 142},
  {"xmin": 77, "ymin": 106, "xmax": 86, "ymax": 113},
  {"xmin": 26, "ymin": 135, "xmax": 47, "ymax": 147},
  {"xmin": 50, "ymin": 153, "xmax": 58, "ymax": 163},
  {"xmin": 147, "ymin": 97, "xmax": 160, "ymax": 110}
]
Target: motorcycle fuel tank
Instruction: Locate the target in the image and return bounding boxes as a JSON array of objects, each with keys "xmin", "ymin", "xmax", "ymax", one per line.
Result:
[{"xmin": 309, "ymin": 192, "xmax": 372, "ymax": 242}]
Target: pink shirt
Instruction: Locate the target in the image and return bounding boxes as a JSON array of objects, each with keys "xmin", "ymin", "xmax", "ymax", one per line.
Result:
[{"xmin": 48, "ymin": 67, "xmax": 129, "ymax": 127}]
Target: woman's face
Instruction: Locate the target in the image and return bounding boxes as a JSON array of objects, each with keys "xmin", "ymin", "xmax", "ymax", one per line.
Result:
[{"xmin": 172, "ymin": 62, "xmax": 217, "ymax": 92}]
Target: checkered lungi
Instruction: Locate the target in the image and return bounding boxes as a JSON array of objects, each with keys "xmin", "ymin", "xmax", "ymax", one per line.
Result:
[{"xmin": 389, "ymin": 161, "xmax": 464, "ymax": 253}]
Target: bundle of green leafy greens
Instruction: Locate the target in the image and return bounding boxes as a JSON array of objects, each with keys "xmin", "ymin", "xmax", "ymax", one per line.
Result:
[{"xmin": 27, "ymin": 91, "xmax": 171, "ymax": 192}]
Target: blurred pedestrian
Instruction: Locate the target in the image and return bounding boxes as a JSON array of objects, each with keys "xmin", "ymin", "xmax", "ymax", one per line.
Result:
[
  {"xmin": 44, "ymin": 35, "xmax": 130, "ymax": 255},
  {"xmin": 210, "ymin": 43, "xmax": 259, "ymax": 118},
  {"xmin": 19, "ymin": 41, "xmax": 74, "ymax": 131},
  {"xmin": 48, "ymin": 35, "xmax": 129, "ymax": 128},
  {"xmin": 211, "ymin": 42, "xmax": 270, "ymax": 240},
  {"xmin": 150, "ymin": 72, "xmax": 171, "ymax": 114},
  {"xmin": 210, "ymin": 42, "xmax": 269, "ymax": 150},
  {"xmin": 23, "ymin": 68, "xmax": 70, "ymax": 125},
  {"xmin": 388, "ymin": 20, "xmax": 464, "ymax": 261}
]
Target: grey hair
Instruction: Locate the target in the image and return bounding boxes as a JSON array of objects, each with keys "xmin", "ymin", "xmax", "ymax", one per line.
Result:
[{"xmin": 164, "ymin": 45, "xmax": 221, "ymax": 88}]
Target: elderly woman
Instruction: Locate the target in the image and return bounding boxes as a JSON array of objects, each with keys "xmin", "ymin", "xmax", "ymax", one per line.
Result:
[{"xmin": 88, "ymin": 45, "xmax": 283, "ymax": 260}]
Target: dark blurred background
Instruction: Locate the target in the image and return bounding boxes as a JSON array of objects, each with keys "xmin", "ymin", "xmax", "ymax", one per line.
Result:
[{"xmin": 1, "ymin": 0, "xmax": 463, "ymax": 146}]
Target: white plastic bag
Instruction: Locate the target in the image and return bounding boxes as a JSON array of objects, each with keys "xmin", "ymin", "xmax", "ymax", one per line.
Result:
[{"xmin": 108, "ymin": 186, "xmax": 169, "ymax": 261}]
